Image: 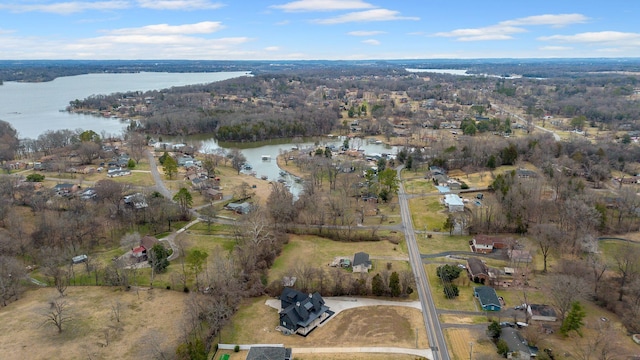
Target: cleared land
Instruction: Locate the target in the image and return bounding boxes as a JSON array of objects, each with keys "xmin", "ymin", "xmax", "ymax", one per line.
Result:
[
  {"xmin": 0, "ymin": 287, "xmax": 186, "ymax": 360},
  {"xmin": 221, "ymin": 297, "xmax": 429, "ymax": 349},
  {"xmin": 268, "ymin": 234, "xmax": 408, "ymax": 283},
  {"xmin": 445, "ymin": 328, "xmax": 496, "ymax": 360}
]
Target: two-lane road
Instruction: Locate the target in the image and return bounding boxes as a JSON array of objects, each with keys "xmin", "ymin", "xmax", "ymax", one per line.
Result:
[{"xmin": 397, "ymin": 167, "xmax": 450, "ymax": 360}]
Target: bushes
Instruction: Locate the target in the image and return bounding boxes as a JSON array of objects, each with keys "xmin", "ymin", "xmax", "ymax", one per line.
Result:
[{"xmin": 443, "ymin": 283, "xmax": 459, "ymax": 299}]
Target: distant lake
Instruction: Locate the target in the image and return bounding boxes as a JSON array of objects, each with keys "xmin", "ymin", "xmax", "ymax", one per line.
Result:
[
  {"xmin": 405, "ymin": 68, "xmax": 469, "ymax": 76},
  {"xmin": 0, "ymin": 71, "xmax": 249, "ymax": 139}
]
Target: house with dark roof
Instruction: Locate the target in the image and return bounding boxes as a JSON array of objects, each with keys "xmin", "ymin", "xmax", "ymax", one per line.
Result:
[
  {"xmin": 500, "ymin": 327, "xmax": 537, "ymax": 359},
  {"xmin": 352, "ymin": 252, "xmax": 372, "ymax": 273},
  {"xmin": 527, "ymin": 304, "xmax": 557, "ymax": 322},
  {"xmin": 225, "ymin": 202, "xmax": 252, "ymax": 214},
  {"xmin": 246, "ymin": 346, "xmax": 292, "ymax": 360},
  {"xmin": 278, "ymin": 288, "xmax": 332, "ymax": 336},
  {"xmin": 467, "ymin": 257, "xmax": 491, "ymax": 284},
  {"xmin": 474, "ymin": 286, "xmax": 501, "ymax": 311}
]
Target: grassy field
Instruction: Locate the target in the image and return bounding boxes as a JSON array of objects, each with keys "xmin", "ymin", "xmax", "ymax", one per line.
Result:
[
  {"xmin": 408, "ymin": 196, "xmax": 448, "ymax": 231},
  {"xmin": 424, "ymin": 264, "xmax": 478, "ymax": 312},
  {"xmin": 403, "ymin": 178, "xmax": 437, "ymax": 195},
  {"xmin": 445, "ymin": 329, "xmax": 496, "ymax": 360},
  {"xmin": 0, "ymin": 287, "xmax": 187, "ymax": 360},
  {"xmin": 416, "ymin": 234, "xmax": 472, "ymax": 254},
  {"xmin": 220, "ymin": 297, "xmax": 429, "ymax": 349},
  {"xmin": 268, "ymin": 234, "xmax": 407, "ymax": 283}
]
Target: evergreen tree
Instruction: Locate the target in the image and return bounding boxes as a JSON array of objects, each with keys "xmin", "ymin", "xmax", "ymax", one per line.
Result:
[
  {"xmin": 560, "ymin": 301, "xmax": 586, "ymax": 336},
  {"xmin": 436, "ymin": 264, "xmax": 462, "ymax": 282},
  {"xmin": 488, "ymin": 320, "xmax": 502, "ymax": 338},
  {"xmin": 162, "ymin": 154, "xmax": 178, "ymax": 179},
  {"xmin": 371, "ymin": 273, "xmax": 385, "ymax": 296},
  {"xmin": 443, "ymin": 283, "xmax": 459, "ymax": 298},
  {"xmin": 389, "ymin": 271, "xmax": 401, "ymax": 297}
]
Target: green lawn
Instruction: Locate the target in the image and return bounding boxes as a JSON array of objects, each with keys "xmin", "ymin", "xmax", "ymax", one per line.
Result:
[
  {"xmin": 417, "ymin": 234, "xmax": 472, "ymax": 254},
  {"xmin": 424, "ymin": 263, "xmax": 478, "ymax": 311},
  {"xmin": 409, "ymin": 196, "xmax": 448, "ymax": 231},
  {"xmin": 403, "ymin": 178, "xmax": 437, "ymax": 195}
]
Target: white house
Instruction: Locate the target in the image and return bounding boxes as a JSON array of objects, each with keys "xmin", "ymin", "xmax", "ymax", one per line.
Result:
[{"xmin": 444, "ymin": 194, "xmax": 464, "ymax": 212}]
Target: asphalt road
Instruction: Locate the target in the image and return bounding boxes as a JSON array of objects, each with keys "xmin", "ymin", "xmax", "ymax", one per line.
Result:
[{"xmin": 397, "ymin": 167, "xmax": 450, "ymax": 360}]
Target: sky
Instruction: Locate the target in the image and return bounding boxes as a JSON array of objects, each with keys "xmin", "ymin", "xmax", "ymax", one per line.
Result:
[{"xmin": 0, "ymin": 0, "xmax": 639, "ymax": 60}]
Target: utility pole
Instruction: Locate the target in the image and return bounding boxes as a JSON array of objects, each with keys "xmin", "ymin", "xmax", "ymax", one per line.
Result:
[{"xmin": 469, "ymin": 342, "xmax": 473, "ymax": 360}]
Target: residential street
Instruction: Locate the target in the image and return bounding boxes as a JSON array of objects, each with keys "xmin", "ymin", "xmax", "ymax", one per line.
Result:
[{"xmin": 397, "ymin": 166, "xmax": 450, "ymax": 360}]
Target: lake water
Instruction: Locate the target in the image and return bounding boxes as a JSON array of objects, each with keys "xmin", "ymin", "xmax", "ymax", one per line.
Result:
[
  {"xmin": 0, "ymin": 71, "xmax": 250, "ymax": 139},
  {"xmin": 197, "ymin": 136, "xmax": 399, "ymax": 196},
  {"xmin": 1, "ymin": 71, "xmax": 399, "ymax": 196},
  {"xmin": 405, "ymin": 68, "xmax": 469, "ymax": 76}
]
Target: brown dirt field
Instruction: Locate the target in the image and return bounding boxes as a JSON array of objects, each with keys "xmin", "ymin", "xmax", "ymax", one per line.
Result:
[
  {"xmin": 445, "ymin": 328, "xmax": 496, "ymax": 360},
  {"xmin": 291, "ymin": 354, "xmax": 426, "ymax": 360},
  {"xmin": 222, "ymin": 297, "xmax": 429, "ymax": 349},
  {"xmin": 439, "ymin": 314, "xmax": 487, "ymax": 325},
  {"xmin": 0, "ymin": 286, "xmax": 187, "ymax": 360}
]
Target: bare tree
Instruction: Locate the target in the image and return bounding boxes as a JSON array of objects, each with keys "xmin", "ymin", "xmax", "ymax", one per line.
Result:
[
  {"xmin": 586, "ymin": 253, "xmax": 607, "ymax": 297},
  {"xmin": 228, "ymin": 148, "xmax": 246, "ymax": 174},
  {"xmin": 548, "ymin": 274, "xmax": 586, "ymax": 322},
  {"xmin": 42, "ymin": 299, "xmax": 72, "ymax": 334},
  {"xmin": 571, "ymin": 321, "xmax": 624, "ymax": 360},
  {"xmin": 529, "ymin": 223, "xmax": 561, "ymax": 273},
  {"xmin": 613, "ymin": 241, "xmax": 640, "ymax": 301},
  {"xmin": 111, "ymin": 301, "xmax": 122, "ymax": 323},
  {"xmin": 0, "ymin": 255, "xmax": 26, "ymax": 306},
  {"xmin": 127, "ymin": 132, "xmax": 147, "ymax": 164}
]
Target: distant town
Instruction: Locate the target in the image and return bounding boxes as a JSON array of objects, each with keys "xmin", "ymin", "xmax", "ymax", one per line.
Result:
[{"xmin": 0, "ymin": 60, "xmax": 639, "ymax": 360}]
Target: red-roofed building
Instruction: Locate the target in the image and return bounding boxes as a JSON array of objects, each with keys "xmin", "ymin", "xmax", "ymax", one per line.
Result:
[{"xmin": 470, "ymin": 235, "xmax": 506, "ymax": 254}]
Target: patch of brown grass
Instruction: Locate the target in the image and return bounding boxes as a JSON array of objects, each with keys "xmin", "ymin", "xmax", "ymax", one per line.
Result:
[
  {"xmin": 222, "ymin": 297, "xmax": 428, "ymax": 349},
  {"xmin": 0, "ymin": 286, "xmax": 187, "ymax": 360}
]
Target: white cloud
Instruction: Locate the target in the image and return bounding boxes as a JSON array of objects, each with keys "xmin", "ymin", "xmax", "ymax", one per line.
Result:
[
  {"xmin": 315, "ymin": 9, "xmax": 419, "ymax": 24},
  {"xmin": 264, "ymin": 46, "xmax": 280, "ymax": 51},
  {"xmin": 434, "ymin": 25, "xmax": 525, "ymax": 41},
  {"xmin": 107, "ymin": 21, "xmax": 224, "ymax": 35},
  {"xmin": 271, "ymin": 0, "xmax": 374, "ymax": 12},
  {"xmin": 539, "ymin": 46, "xmax": 572, "ymax": 51},
  {"xmin": 435, "ymin": 13, "xmax": 588, "ymax": 41},
  {"xmin": 0, "ymin": 1, "xmax": 130, "ymax": 15},
  {"xmin": 362, "ymin": 39, "xmax": 380, "ymax": 45},
  {"xmin": 136, "ymin": 0, "xmax": 224, "ymax": 10},
  {"xmin": 539, "ymin": 31, "xmax": 640, "ymax": 45},
  {"xmin": 348, "ymin": 30, "xmax": 385, "ymax": 36},
  {"xmin": 502, "ymin": 14, "xmax": 588, "ymax": 28},
  {"xmin": 275, "ymin": 20, "xmax": 290, "ymax": 25}
]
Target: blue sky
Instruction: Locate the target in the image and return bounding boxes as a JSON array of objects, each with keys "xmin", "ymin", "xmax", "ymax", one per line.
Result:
[{"xmin": 0, "ymin": 0, "xmax": 638, "ymax": 60}]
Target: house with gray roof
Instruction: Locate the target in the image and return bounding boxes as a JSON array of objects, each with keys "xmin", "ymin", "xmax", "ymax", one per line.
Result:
[
  {"xmin": 352, "ymin": 252, "xmax": 372, "ymax": 273},
  {"xmin": 278, "ymin": 288, "xmax": 332, "ymax": 336},
  {"xmin": 473, "ymin": 286, "xmax": 501, "ymax": 311},
  {"xmin": 500, "ymin": 327, "xmax": 537, "ymax": 359},
  {"xmin": 527, "ymin": 304, "xmax": 557, "ymax": 322}
]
